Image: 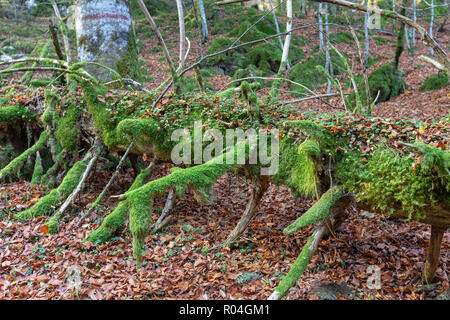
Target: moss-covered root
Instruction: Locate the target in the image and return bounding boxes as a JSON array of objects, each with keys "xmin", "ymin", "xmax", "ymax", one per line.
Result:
[
  {"xmin": 0, "ymin": 131, "xmax": 47, "ymax": 181},
  {"xmin": 45, "ymin": 142, "xmax": 102, "ymax": 234},
  {"xmin": 124, "ymin": 149, "xmax": 237, "ymax": 268},
  {"xmin": 283, "ymin": 186, "xmax": 343, "ymax": 234},
  {"xmin": 30, "ymin": 151, "xmax": 44, "ymax": 184},
  {"xmin": 88, "ymin": 167, "xmax": 153, "ymax": 245},
  {"xmin": 268, "ymin": 223, "xmax": 328, "ymax": 300},
  {"xmin": 14, "ymin": 150, "xmax": 92, "ymax": 221},
  {"xmin": 238, "ymin": 81, "xmax": 260, "ymax": 122}
]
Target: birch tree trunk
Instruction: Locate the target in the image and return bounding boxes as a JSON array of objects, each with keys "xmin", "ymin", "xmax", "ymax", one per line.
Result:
[
  {"xmin": 74, "ymin": 0, "xmax": 138, "ymax": 82},
  {"xmin": 318, "ymin": 2, "xmax": 324, "ymax": 50},
  {"xmin": 325, "ymin": 3, "xmax": 331, "ymax": 93},
  {"xmin": 364, "ymin": 0, "xmax": 369, "ymax": 66},
  {"xmin": 412, "ymin": 0, "xmax": 416, "ymax": 48},
  {"xmin": 198, "ymin": 0, "xmax": 208, "ymax": 41},
  {"xmin": 430, "ymin": 0, "xmax": 434, "ymax": 56},
  {"xmin": 269, "ymin": 0, "xmax": 290, "ymax": 70},
  {"xmin": 270, "ymin": 0, "xmax": 292, "ymax": 97},
  {"xmin": 176, "ymin": 0, "xmax": 186, "ymax": 71}
]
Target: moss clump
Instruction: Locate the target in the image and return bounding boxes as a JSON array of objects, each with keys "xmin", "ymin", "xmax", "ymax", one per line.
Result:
[
  {"xmin": 55, "ymin": 105, "xmax": 81, "ymax": 156},
  {"xmin": 232, "ymin": 65, "xmax": 264, "ymax": 88},
  {"xmin": 30, "ymin": 152, "xmax": 43, "ymax": 184},
  {"xmin": 0, "ymin": 105, "xmax": 37, "ymax": 123},
  {"xmin": 284, "ymin": 186, "xmax": 343, "ymax": 234},
  {"xmin": 419, "ymin": 72, "xmax": 449, "ymax": 92},
  {"xmin": 367, "ymin": 63, "xmax": 406, "ymax": 103},
  {"xmin": 272, "ymin": 138, "xmax": 321, "ymax": 198},
  {"xmin": 203, "ymin": 38, "xmax": 247, "ymax": 76},
  {"xmin": 288, "ymin": 50, "xmax": 346, "ymax": 94},
  {"xmin": 247, "ymin": 44, "xmax": 305, "ymax": 75},
  {"xmin": 15, "ymin": 155, "xmax": 90, "ymax": 220},
  {"xmin": 336, "ymin": 144, "xmax": 449, "ymax": 220}
]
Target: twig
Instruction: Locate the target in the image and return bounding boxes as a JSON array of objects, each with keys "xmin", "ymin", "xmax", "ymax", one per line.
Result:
[
  {"xmin": 76, "ymin": 142, "xmax": 134, "ymax": 228},
  {"xmin": 151, "ymin": 189, "xmax": 175, "ymax": 233}
]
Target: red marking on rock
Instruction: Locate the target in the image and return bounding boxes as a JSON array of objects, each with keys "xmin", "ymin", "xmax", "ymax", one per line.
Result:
[{"xmin": 82, "ymin": 13, "xmax": 129, "ymax": 21}]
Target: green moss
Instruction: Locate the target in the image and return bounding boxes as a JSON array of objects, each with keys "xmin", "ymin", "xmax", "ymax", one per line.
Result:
[
  {"xmin": 0, "ymin": 131, "xmax": 47, "ymax": 181},
  {"xmin": 15, "ymin": 154, "xmax": 90, "ymax": 220},
  {"xmin": 88, "ymin": 167, "xmax": 152, "ymax": 245},
  {"xmin": 288, "ymin": 50, "xmax": 346, "ymax": 95},
  {"xmin": 272, "ymin": 233, "xmax": 315, "ymax": 299},
  {"xmin": 420, "ymin": 72, "xmax": 449, "ymax": 92},
  {"xmin": 30, "ymin": 153, "xmax": 43, "ymax": 184},
  {"xmin": 117, "ymin": 118, "xmax": 172, "ymax": 160},
  {"xmin": 272, "ymin": 138, "xmax": 321, "ymax": 198},
  {"xmin": 126, "ymin": 148, "xmax": 242, "ymax": 267},
  {"xmin": 55, "ymin": 105, "xmax": 81, "ymax": 156},
  {"xmin": 284, "ymin": 186, "xmax": 343, "ymax": 234},
  {"xmin": 0, "ymin": 105, "xmax": 37, "ymax": 123},
  {"xmin": 336, "ymin": 144, "xmax": 449, "ymax": 220}
]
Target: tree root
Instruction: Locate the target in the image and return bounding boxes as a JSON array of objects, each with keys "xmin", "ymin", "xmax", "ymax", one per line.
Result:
[
  {"xmin": 223, "ymin": 175, "xmax": 269, "ymax": 247},
  {"xmin": 268, "ymin": 220, "xmax": 329, "ymax": 300},
  {"xmin": 151, "ymin": 189, "xmax": 175, "ymax": 234},
  {"xmin": 14, "ymin": 144, "xmax": 95, "ymax": 221},
  {"xmin": 45, "ymin": 140, "xmax": 103, "ymax": 234},
  {"xmin": 87, "ymin": 160, "xmax": 156, "ymax": 245},
  {"xmin": 76, "ymin": 142, "xmax": 134, "ymax": 228},
  {"xmin": 0, "ymin": 131, "xmax": 47, "ymax": 182}
]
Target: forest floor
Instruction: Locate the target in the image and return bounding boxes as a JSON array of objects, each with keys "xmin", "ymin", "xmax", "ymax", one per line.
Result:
[{"xmin": 0, "ymin": 10, "xmax": 449, "ymax": 300}]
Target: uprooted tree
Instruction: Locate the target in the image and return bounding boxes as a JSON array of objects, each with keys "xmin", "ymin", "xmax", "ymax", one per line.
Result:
[{"xmin": 0, "ymin": 0, "xmax": 448, "ymax": 300}]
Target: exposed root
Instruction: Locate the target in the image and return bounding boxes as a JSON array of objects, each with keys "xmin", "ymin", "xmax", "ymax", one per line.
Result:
[
  {"xmin": 46, "ymin": 139, "xmax": 103, "ymax": 234},
  {"xmin": 87, "ymin": 160, "xmax": 157, "ymax": 245},
  {"xmin": 151, "ymin": 189, "xmax": 175, "ymax": 234},
  {"xmin": 222, "ymin": 175, "xmax": 269, "ymax": 247},
  {"xmin": 268, "ymin": 221, "xmax": 329, "ymax": 300},
  {"xmin": 15, "ymin": 144, "xmax": 95, "ymax": 221},
  {"xmin": 76, "ymin": 142, "xmax": 134, "ymax": 228},
  {"xmin": 0, "ymin": 131, "xmax": 47, "ymax": 182}
]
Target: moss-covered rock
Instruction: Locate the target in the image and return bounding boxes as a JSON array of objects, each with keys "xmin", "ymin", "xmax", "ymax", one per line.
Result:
[{"xmin": 288, "ymin": 50, "xmax": 347, "ymax": 94}]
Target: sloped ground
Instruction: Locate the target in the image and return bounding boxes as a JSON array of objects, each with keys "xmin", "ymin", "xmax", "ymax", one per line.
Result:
[{"xmin": 0, "ymin": 9, "xmax": 449, "ymax": 300}]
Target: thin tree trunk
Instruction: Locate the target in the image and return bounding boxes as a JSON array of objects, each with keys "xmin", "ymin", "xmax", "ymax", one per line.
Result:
[
  {"xmin": 176, "ymin": 0, "xmax": 186, "ymax": 72},
  {"xmin": 325, "ymin": 3, "xmax": 331, "ymax": 93},
  {"xmin": 270, "ymin": 0, "xmax": 293, "ymax": 97},
  {"xmin": 318, "ymin": 2, "xmax": 324, "ymax": 50},
  {"xmin": 269, "ymin": 0, "xmax": 290, "ymax": 70},
  {"xmin": 430, "ymin": 0, "xmax": 434, "ymax": 56},
  {"xmin": 364, "ymin": 0, "xmax": 369, "ymax": 66},
  {"xmin": 198, "ymin": 0, "xmax": 208, "ymax": 41}
]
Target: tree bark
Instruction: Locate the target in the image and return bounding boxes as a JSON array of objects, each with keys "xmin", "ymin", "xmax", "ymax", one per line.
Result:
[
  {"xmin": 422, "ymin": 225, "xmax": 447, "ymax": 283},
  {"xmin": 74, "ymin": 0, "xmax": 137, "ymax": 81}
]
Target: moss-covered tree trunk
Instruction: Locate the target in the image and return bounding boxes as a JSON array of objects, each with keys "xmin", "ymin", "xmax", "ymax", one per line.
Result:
[{"xmin": 74, "ymin": 0, "xmax": 138, "ymax": 81}]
